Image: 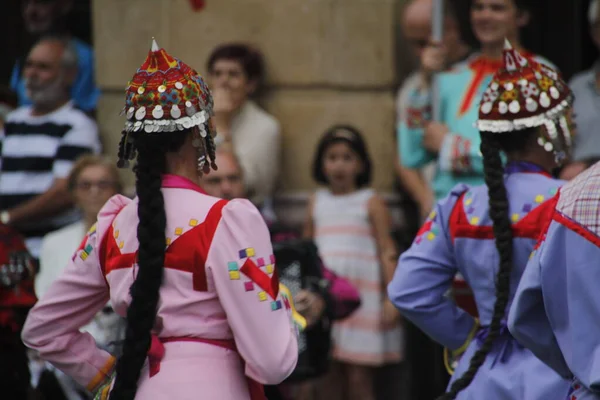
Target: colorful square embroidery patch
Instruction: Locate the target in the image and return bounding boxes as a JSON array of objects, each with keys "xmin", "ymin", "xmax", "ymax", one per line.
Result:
[
  {"xmin": 415, "ymin": 211, "xmax": 439, "ymax": 244},
  {"xmin": 232, "ymin": 248, "xmax": 279, "ymax": 304}
]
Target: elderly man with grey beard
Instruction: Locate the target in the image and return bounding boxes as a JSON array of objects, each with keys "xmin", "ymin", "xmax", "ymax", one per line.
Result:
[
  {"xmin": 0, "ymin": 36, "xmax": 101, "ymax": 261},
  {"xmin": 0, "ymin": 35, "xmax": 101, "ymax": 400},
  {"xmin": 12, "ymin": 0, "xmax": 100, "ymax": 113}
]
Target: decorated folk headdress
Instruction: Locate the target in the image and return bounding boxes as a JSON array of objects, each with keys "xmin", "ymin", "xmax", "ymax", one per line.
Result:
[
  {"xmin": 476, "ymin": 40, "xmax": 573, "ymax": 159},
  {"xmin": 118, "ymin": 39, "xmax": 216, "ymax": 171}
]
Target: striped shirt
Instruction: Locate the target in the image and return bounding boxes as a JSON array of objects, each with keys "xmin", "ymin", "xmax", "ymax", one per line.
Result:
[{"xmin": 0, "ymin": 101, "xmax": 101, "ymax": 257}]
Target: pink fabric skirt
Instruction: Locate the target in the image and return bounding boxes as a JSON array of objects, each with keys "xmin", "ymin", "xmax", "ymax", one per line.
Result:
[{"xmin": 135, "ymin": 341, "xmax": 251, "ymax": 399}]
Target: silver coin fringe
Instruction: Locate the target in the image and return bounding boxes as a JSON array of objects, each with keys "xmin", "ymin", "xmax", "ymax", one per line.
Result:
[
  {"xmin": 475, "ymin": 97, "xmax": 573, "ymax": 133},
  {"xmin": 124, "ymin": 110, "xmax": 211, "ymax": 135}
]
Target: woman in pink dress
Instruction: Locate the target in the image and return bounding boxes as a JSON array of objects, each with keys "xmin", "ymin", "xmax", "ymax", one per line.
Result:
[{"xmin": 20, "ymin": 40, "xmax": 299, "ymax": 400}]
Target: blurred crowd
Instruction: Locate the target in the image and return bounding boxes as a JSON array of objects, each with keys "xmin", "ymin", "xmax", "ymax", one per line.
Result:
[{"xmin": 1, "ymin": 0, "xmax": 600, "ymax": 399}]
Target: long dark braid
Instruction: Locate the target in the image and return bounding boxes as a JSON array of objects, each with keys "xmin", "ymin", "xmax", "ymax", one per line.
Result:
[
  {"xmin": 438, "ymin": 131, "xmax": 514, "ymax": 400},
  {"xmin": 109, "ymin": 127, "xmax": 215, "ymax": 399},
  {"xmin": 109, "ymin": 132, "xmax": 167, "ymax": 400}
]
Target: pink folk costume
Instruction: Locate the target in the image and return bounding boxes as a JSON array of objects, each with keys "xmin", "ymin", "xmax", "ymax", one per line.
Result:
[{"xmin": 21, "ymin": 40, "xmax": 299, "ymax": 400}]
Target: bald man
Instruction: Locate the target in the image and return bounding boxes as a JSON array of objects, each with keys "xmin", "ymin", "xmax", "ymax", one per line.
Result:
[{"xmin": 396, "ymin": 0, "xmax": 471, "ymax": 222}]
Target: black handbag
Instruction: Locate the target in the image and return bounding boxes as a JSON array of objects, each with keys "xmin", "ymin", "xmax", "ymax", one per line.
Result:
[{"xmin": 273, "ymin": 239, "xmax": 332, "ymax": 382}]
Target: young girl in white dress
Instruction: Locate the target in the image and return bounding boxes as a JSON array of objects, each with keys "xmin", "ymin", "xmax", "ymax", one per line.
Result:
[{"xmin": 304, "ymin": 125, "xmax": 402, "ymax": 400}]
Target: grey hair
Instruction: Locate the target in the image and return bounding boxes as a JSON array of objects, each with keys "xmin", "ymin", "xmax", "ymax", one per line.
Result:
[
  {"xmin": 590, "ymin": 0, "xmax": 599, "ymax": 26},
  {"xmin": 35, "ymin": 35, "xmax": 79, "ymax": 71}
]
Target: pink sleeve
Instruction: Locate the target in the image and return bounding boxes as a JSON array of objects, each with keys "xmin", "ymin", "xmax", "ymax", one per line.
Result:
[
  {"xmin": 207, "ymin": 199, "xmax": 299, "ymax": 385},
  {"xmin": 21, "ymin": 225, "xmax": 114, "ymax": 392},
  {"xmin": 21, "ymin": 195, "xmax": 131, "ymax": 393}
]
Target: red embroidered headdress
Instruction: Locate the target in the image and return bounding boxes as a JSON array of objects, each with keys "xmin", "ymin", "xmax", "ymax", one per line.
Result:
[
  {"xmin": 118, "ymin": 39, "xmax": 217, "ymax": 172},
  {"xmin": 123, "ymin": 39, "xmax": 213, "ymax": 135},
  {"xmin": 476, "ymin": 40, "xmax": 572, "ymax": 134}
]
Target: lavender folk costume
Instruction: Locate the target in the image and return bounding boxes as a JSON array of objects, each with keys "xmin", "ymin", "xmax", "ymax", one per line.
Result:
[
  {"xmin": 508, "ymin": 163, "xmax": 600, "ymax": 400},
  {"xmin": 388, "ymin": 41, "xmax": 574, "ymax": 399}
]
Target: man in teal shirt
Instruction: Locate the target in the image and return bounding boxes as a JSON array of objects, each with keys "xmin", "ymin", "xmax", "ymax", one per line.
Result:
[{"xmin": 398, "ymin": 0, "xmax": 548, "ymax": 205}]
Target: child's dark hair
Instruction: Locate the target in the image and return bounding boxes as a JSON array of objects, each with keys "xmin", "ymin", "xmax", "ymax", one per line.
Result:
[
  {"xmin": 206, "ymin": 43, "xmax": 265, "ymax": 85},
  {"xmin": 439, "ymin": 127, "xmax": 537, "ymax": 400},
  {"xmin": 311, "ymin": 125, "xmax": 372, "ymax": 189},
  {"xmin": 109, "ymin": 127, "xmax": 214, "ymax": 399}
]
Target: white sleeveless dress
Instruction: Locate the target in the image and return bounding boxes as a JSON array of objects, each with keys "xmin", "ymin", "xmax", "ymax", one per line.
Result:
[{"xmin": 313, "ymin": 188, "xmax": 402, "ymax": 366}]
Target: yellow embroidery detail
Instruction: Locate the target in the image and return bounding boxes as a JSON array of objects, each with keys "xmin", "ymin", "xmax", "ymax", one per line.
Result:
[
  {"xmin": 166, "ymin": 238, "xmax": 172, "ymax": 246},
  {"xmin": 443, "ymin": 348, "xmax": 456, "ymax": 376},
  {"xmin": 86, "ymin": 355, "xmax": 116, "ymax": 392},
  {"xmin": 258, "ymin": 291, "xmax": 267, "ymax": 301},
  {"xmin": 80, "ymin": 252, "xmax": 89, "ymax": 261},
  {"xmin": 246, "ymin": 248, "xmax": 255, "ymax": 257},
  {"xmin": 118, "ymin": 241, "xmax": 124, "ymax": 249},
  {"xmin": 470, "ymin": 217, "xmax": 480, "ymax": 225},
  {"xmin": 279, "ymin": 283, "xmax": 307, "ymax": 330},
  {"xmin": 465, "ymin": 198, "xmax": 473, "ymax": 206},
  {"xmin": 175, "ymin": 227, "xmax": 183, "ymax": 235},
  {"xmin": 114, "ymin": 230, "xmax": 119, "ymax": 239},
  {"xmin": 189, "ymin": 219, "xmax": 198, "ymax": 227},
  {"xmin": 452, "ymin": 319, "xmax": 480, "ymax": 358},
  {"xmin": 266, "ymin": 265, "xmax": 274, "ymax": 274},
  {"xmin": 229, "ymin": 271, "xmax": 240, "ymax": 280},
  {"xmin": 427, "ymin": 232, "xmax": 436, "ymax": 241},
  {"xmin": 511, "ymin": 213, "xmax": 519, "ymax": 222},
  {"xmin": 88, "ymin": 223, "xmax": 97, "ymax": 234},
  {"xmin": 429, "ymin": 210, "xmax": 437, "ymax": 220},
  {"xmin": 535, "ymin": 195, "xmax": 545, "ymax": 203}
]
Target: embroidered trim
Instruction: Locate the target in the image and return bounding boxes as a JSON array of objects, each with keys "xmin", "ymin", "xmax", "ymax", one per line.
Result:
[
  {"xmin": 86, "ymin": 355, "xmax": 116, "ymax": 392},
  {"xmin": 449, "ymin": 191, "xmax": 559, "ymax": 242}
]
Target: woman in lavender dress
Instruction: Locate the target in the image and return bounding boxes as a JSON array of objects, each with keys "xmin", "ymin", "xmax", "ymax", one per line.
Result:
[{"xmin": 388, "ymin": 41, "xmax": 574, "ymax": 399}]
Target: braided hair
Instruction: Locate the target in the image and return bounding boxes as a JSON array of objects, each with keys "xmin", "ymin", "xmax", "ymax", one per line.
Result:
[
  {"xmin": 438, "ymin": 128, "xmax": 536, "ymax": 400},
  {"xmin": 109, "ymin": 126, "xmax": 214, "ymax": 399}
]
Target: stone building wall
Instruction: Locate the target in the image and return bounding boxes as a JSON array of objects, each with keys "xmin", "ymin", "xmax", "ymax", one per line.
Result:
[{"xmin": 93, "ymin": 0, "xmax": 415, "ymax": 228}]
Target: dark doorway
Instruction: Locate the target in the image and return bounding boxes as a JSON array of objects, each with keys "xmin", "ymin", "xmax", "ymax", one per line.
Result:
[
  {"xmin": 452, "ymin": 0, "xmax": 595, "ymax": 80},
  {"xmin": 0, "ymin": 0, "xmax": 93, "ymax": 87}
]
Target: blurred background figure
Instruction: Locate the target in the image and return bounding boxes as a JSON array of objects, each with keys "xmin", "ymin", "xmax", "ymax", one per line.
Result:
[
  {"xmin": 31, "ymin": 155, "xmax": 124, "ymax": 400},
  {"xmin": 561, "ymin": 0, "xmax": 600, "ymax": 180},
  {"xmin": 10, "ymin": 0, "xmax": 100, "ymax": 112},
  {"xmin": 199, "ymin": 143, "xmax": 246, "ymax": 201},
  {"xmin": 0, "ymin": 86, "xmax": 17, "ymax": 131},
  {"xmin": 36, "ymin": 155, "xmax": 122, "ymax": 299},
  {"xmin": 0, "ymin": 36, "xmax": 101, "ymax": 260},
  {"xmin": 12, "ymin": 0, "xmax": 99, "ymax": 113},
  {"xmin": 399, "ymin": 0, "xmax": 541, "ymax": 206},
  {"xmin": 304, "ymin": 126, "xmax": 401, "ymax": 400},
  {"xmin": 207, "ymin": 44, "xmax": 281, "ymax": 213},
  {"xmin": 396, "ymin": 0, "xmax": 471, "ymax": 221}
]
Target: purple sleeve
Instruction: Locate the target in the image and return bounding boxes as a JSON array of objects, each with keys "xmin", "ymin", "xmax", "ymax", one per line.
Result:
[
  {"xmin": 513, "ymin": 217, "xmax": 600, "ymax": 390},
  {"xmin": 508, "ymin": 220, "xmax": 571, "ymax": 379},
  {"xmin": 387, "ymin": 185, "xmax": 478, "ymax": 351}
]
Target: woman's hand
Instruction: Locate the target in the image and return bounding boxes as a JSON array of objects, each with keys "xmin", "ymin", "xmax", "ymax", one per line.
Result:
[
  {"xmin": 211, "ymin": 88, "xmax": 236, "ymax": 141},
  {"xmin": 295, "ymin": 290, "xmax": 326, "ymax": 328}
]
